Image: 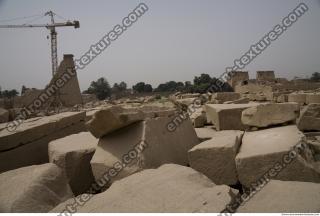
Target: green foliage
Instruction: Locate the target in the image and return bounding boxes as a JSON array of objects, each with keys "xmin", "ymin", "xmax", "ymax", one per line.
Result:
[
  {"xmin": 311, "ymin": 72, "xmax": 320, "ymax": 82},
  {"xmin": 133, "ymin": 82, "xmax": 153, "ymax": 93},
  {"xmin": 86, "ymin": 77, "xmax": 111, "ymax": 100},
  {"xmin": 1, "ymin": 89, "xmax": 19, "ymax": 98}
]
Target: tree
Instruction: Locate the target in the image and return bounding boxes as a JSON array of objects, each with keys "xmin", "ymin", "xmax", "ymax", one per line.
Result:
[
  {"xmin": 311, "ymin": 72, "xmax": 320, "ymax": 82},
  {"xmin": 144, "ymin": 84, "xmax": 153, "ymax": 92},
  {"xmin": 119, "ymin": 81, "xmax": 127, "ymax": 91},
  {"xmin": 112, "ymin": 83, "xmax": 120, "ymax": 94},
  {"xmin": 194, "ymin": 74, "xmax": 211, "ymax": 86},
  {"xmin": 133, "ymin": 82, "xmax": 146, "ymax": 93},
  {"xmin": 132, "ymin": 82, "xmax": 153, "ymax": 93},
  {"xmin": 86, "ymin": 77, "xmax": 111, "ymax": 100},
  {"xmin": 2, "ymin": 89, "xmax": 18, "ymax": 98},
  {"xmin": 0, "ymin": 86, "xmax": 2, "ymax": 98}
]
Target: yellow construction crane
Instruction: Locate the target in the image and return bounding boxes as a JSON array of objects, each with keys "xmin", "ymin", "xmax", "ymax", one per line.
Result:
[{"xmin": 0, "ymin": 11, "xmax": 79, "ymax": 76}]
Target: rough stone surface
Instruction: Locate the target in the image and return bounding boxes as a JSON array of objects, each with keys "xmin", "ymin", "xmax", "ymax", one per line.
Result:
[
  {"xmin": 237, "ymin": 180, "xmax": 320, "ymax": 213},
  {"xmin": 86, "ymin": 106, "xmax": 144, "ymax": 138},
  {"xmin": 0, "ymin": 108, "xmax": 9, "ymax": 123},
  {"xmin": 51, "ymin": 164, "xmax": 237, "ymax": 213},
  {"xmin": 49, "ymin": 132, "xmax": 98, "ymax": 195},
  {"xmin": 297, "ymin": 103, "xmax": 320, "ymax": 131},
  {"xmin": 306, "ymin": 93, "xmax": 320, "ymax": 104},
  {"xmin": 235, "ymin": 125, "xmax": 320, "ymax": 187},
  {"xmin": 195, "ymin": 127, "xmax": 216, "ymax": 142},
  {"xmin": 224, "ymin": 97, "xmax": 250, "ymax": 104},
  {"xmin": 190, "ymin": 108, "xmax": 207, "ymax": 128},
  {"xmin": 0, "ymin": 163, "xmax": 73, "ymax": 213},
  {"xmin": 211, "ymin": 92, "xmax": 240, "ymax": 103},
  {"xmin": 188, "ymin": 130, "xmax": 244, "ymax": 185},
  {"xmin": 91, "ymin": 117, "xmax": 199, "ymax": 183},
  {"xmin": 48, "ymin": 54, "xmax": 83, "ymax": 107},
  {"xmin": 241, "ymin": 103, "xmax": 299, "ymax": 128},
  {"xmin": 288, "ymin": 93, "xmax": 306, "ymax": 105},
  {"xmin": 205, "ymin": 104, "xmax": 257, "ymax": 130},
  {"xmin": 0, "ymin": 112, "xmax": 86, "ymax": 173}
]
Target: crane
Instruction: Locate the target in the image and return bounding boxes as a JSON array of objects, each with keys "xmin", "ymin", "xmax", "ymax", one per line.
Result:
[{"xmin": 0, "ymin": 11, "xmax": 80, "ymax": 76}]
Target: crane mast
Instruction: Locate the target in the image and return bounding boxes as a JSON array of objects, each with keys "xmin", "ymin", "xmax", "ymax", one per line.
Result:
[{"xmin": 0, "ymin": 11, "xmax": 79, "ymax": 76}]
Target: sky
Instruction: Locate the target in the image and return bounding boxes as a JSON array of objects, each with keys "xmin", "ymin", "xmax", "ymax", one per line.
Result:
[{"xmin": 0, "ymin": 0, "xmax": 319, "ymax": 91}]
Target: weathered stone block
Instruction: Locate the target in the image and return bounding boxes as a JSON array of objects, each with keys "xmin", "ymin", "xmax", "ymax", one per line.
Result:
[
  {"xmin": 90, "ymin": 117, "xmax": 199, "ymax": 184},
  {"xmin": 195, "ymin": 127, "xmax": 216, "ymax": 142},
  {"xmin": 211, "ymin": 92, "xmax": 240, "ymax": 103},
  {"xmin": 297, "ymin": 103, "xmax": 320, "ymax": 131},
  {"xmin": 235, "ymin": 125, "xmax": 320, "ymax": 187},
  {"xmin": 86, "ymin": 106, "xmax": 144, "ymax": 138},
  {"xmin": 237, "ymin": 180, "xmax": 320, "ymax": 213},
  {"xmin": 49, "ymin": 132, "xmax": 98, "ymax": 195},
  {"xmin": 205, "ymin": 104, "xmax": 257, "ymax": 130},
  {"xmin": 306, "ymin": 93, "xmax": 320, "ymax": 104},
  {"xmin": 0, "ymin": 163, "xmax": 73, "ymax": 213},
  {"xmin": 288, "ymin": 93, "xmax": 306, "ymax": 105},
  {"xmin": 241, "ymin": 103, "xmax": 299, "ymax": 128},
  {"xmin": 0, "ymin": 108, "xmax": 9, "ymax": 123},
  {"xmin": 51, "ymin": 164, "xmax": 237, "ymax": 213},
  {"xmin": 188, "ymin": 130, "xmax": 244, "ymax": 185}
]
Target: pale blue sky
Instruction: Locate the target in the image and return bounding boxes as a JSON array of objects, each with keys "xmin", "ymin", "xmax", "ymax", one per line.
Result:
[{"xmin": 0, "ymin": 0, "xmax": 319, "ymax": 91}]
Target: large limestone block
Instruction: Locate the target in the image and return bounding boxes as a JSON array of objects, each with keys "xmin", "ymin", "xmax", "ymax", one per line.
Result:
[
  {"xmin": 306, "ymin": 93, "xmax": 320, "ymax": 104},
  {"xmin": 211, "ymin": 92, "xmax": 240, "ymax": 103},
  {"xmin": 188, "ymin": 130, "xmax": 244, "ymax": 185},
  {"xmin": 0, "ymin": 108, "xmax": 9, "ymax": 123},
  {"xmin": 49, "ymin": 132, "xmax": 98, "ymax": 195},
  {"xmin": 297, "ymin": 103, "xmax": 320, "ymax": 131},
  {"xmin": 195, "ymin": 127, "xmax": 216, "ymax": 142},
  {"xmin": 51, "ymin": 164, "xmax": 237, "ymax": 213},
  {"xmin": 90, "ymin": 116, "xmax": 199, "ymax": 184},
  {"xmin": 0, "ymin": 121, "xmax": 85, "ymax": 173},
  {"xmin": 237, "ymin": 180, "xmax": 320, "ymax": 213},
  {"xmin": 0, "ymin": 111, "xmax": 85, "ymax": 151},
  {"xmin": 86, "ymin": 106, "xmax": 144, "ymax": 138},
  {"xmin": 241, "ymin": 103, "xmax": 299, "ymax": 128},
  {"xmin": 235, "ymin": 125, "xmax": 320, "ymax": 187},
  {"xmin": 288, "ymin": 93, "xmax": 306, "ymax": 105},
  {"xmin": 0, "ymin": 163, "xmax": 73, "ymax": 213},
  {"xmin": 224, "ymin": 97, "xmax": 250, "ymax": 104},
  {"xmin": 205, "ymin": 104, "xmax": 257, "ymax": 130}
]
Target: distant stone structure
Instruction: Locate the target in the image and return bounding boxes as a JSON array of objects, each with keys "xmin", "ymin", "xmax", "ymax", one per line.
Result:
[
  {"xmin": 256, "ymin": 71, "xmax": 275, "ymax": 82},
  {"xmin": 49, "ymin": 54, "xmax": 83, "ymax": 107},
  {"xmin": 227, "ymin": 71, "xmax": 249, "ymax": 88}
]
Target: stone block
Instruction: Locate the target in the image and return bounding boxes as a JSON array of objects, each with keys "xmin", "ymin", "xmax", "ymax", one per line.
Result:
[
  {"xmin": 51, "ymin": 164, "xmax": 237, "ymax": 213},
  {"xmin": 188, "ymin": 130, "xmax": 244, "ymax": 185},
  {"xmin": 205, "ymin": 104, "xmax": 257, "ymax": 130},
  {"xmin": 49, "ymin": 132, "xmax": 98, "ymax": 195},
  {"xmin": 0, "ymin": 163, "xmax": 73, "ymax": 212},
  {"xmin": 241, "ymin": 103, "xmax": 299, "ymax": 128}
]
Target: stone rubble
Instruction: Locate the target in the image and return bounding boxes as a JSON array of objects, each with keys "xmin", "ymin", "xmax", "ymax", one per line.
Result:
[{"xmin": 2, "ymin": 70, "xmax": 320, "ymax": 213}]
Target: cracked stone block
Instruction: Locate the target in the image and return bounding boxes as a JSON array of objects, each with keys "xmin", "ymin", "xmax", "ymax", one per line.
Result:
[
  {"xmin": 49, "ymin": 132, "xmax": 98, "ymax": 196},
  {"xmin": 51, "ymin": 164, "xmax": 237, "ymax": 213},
  {"xmin": 235, "ymin": 125, "xmax": 320, "ymax": 187},
  {"xmin": 205, "ymin": 104, "xmax": 257, "ymax": 130},
  {"xmin": 241, "ymin": 103, "xmax": 299, "ymax": 128},
  {"xmin": 0, "ymin": 163, "xmax": 73, "ymax": 213},
  {"xmin": 189, "ymin": 130, "xmax": 244, "ymax": 185}
]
